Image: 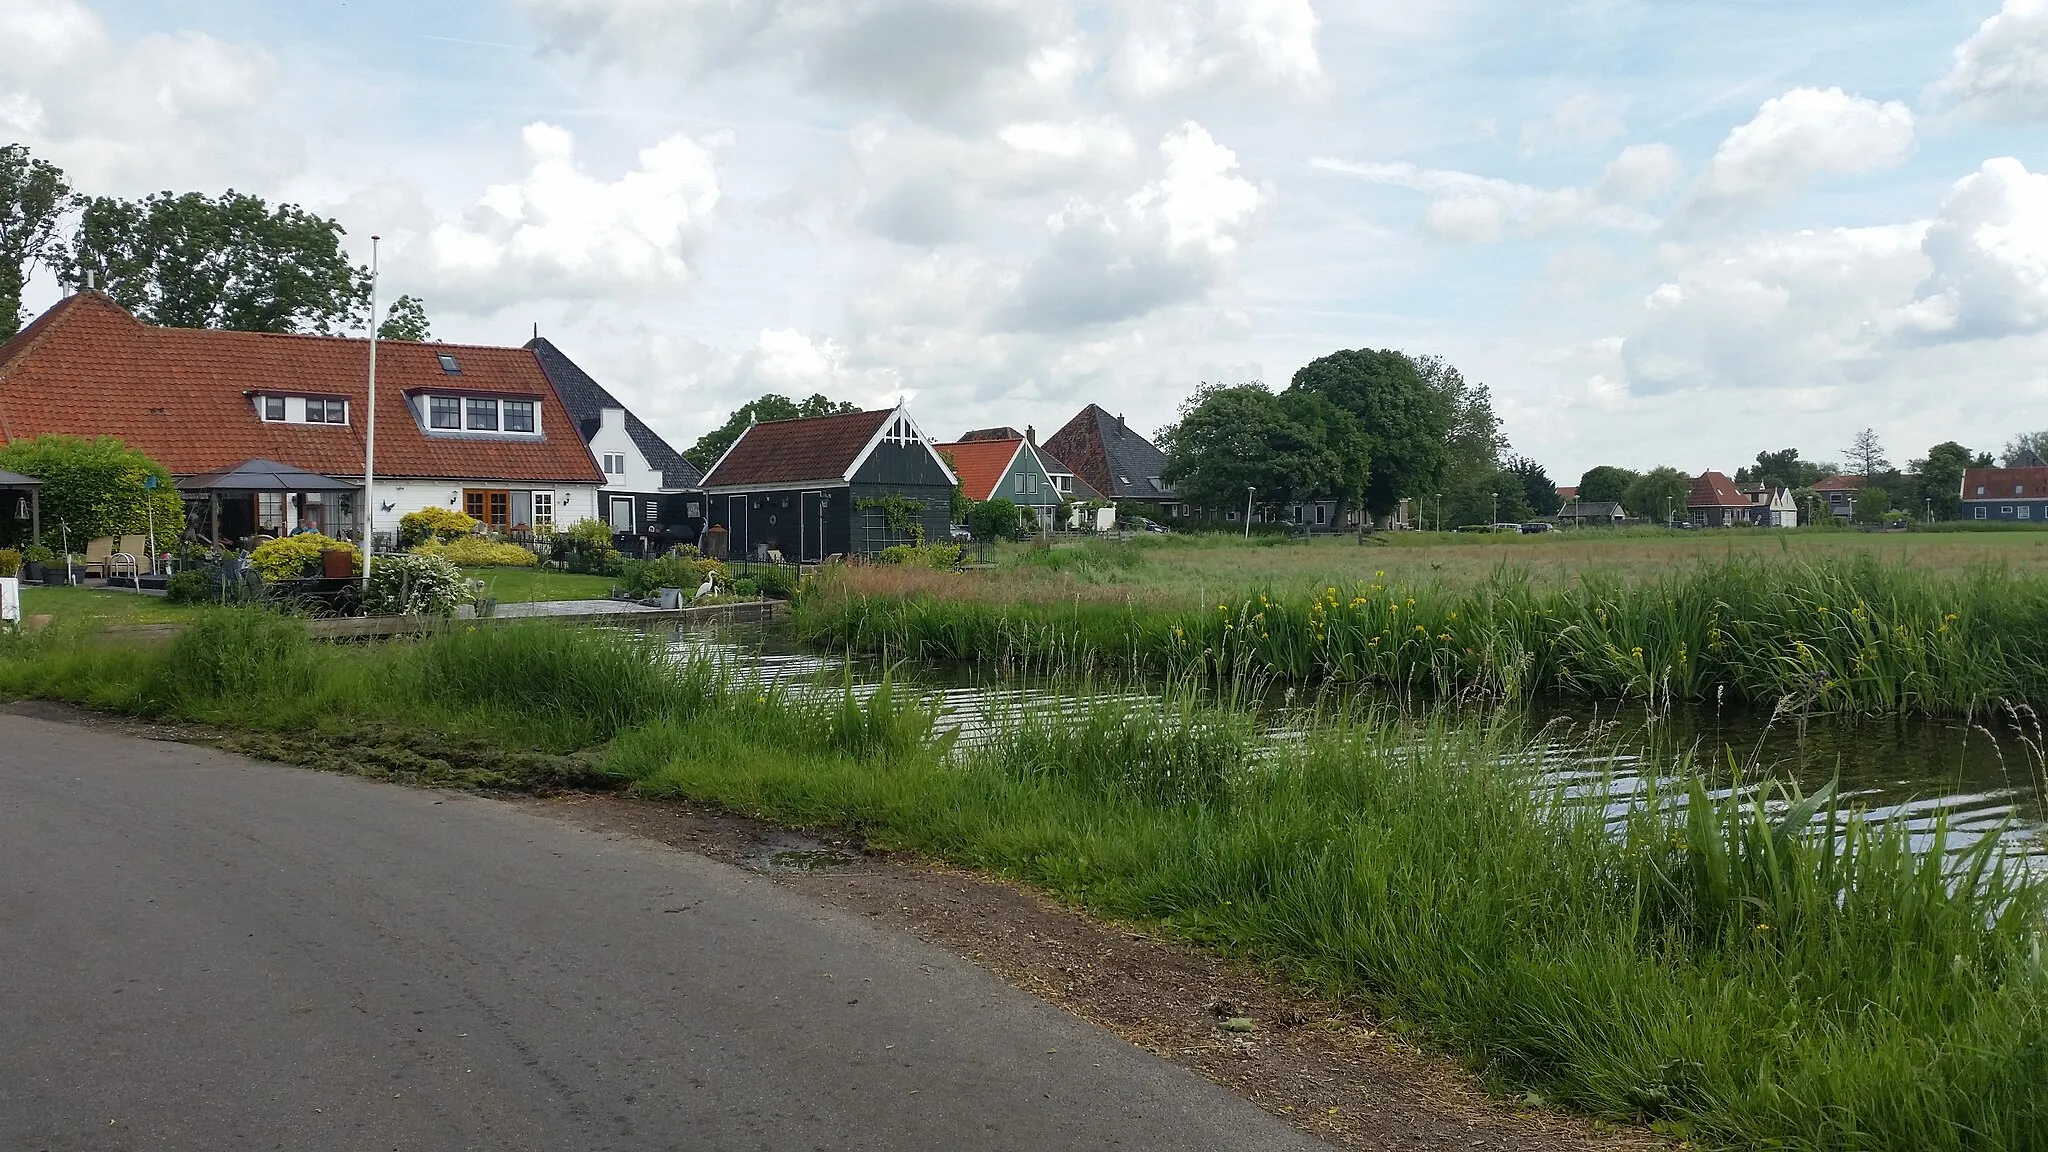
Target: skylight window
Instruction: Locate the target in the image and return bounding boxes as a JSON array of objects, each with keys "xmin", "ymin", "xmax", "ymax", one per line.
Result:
[{"xmin": 437, "ymin": 353, "xmax": 462, "ymax": 375}]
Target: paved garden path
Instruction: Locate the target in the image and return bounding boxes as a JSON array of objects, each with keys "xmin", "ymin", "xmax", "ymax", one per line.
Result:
[{"xmin": 0, "ymin": 714, "xmax": 1325, "ymax": 1151}]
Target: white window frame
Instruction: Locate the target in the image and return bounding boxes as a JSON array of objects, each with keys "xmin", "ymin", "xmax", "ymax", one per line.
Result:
[
  {"xmin": 2022, "ymin": 506, "xmax": 2032, "ymax": 520},
  {"xmin": 531, "ymin": 491, "xmax": 554, "ymax": 531},
  {"xmin": 422, "ymin": 395, "xmax": 542, "ymax": 436},
  {"xmin": 1976, "ymin": 506, "xmax": 1988, "ymax": 520},
  {"xmin": 502, "ymin": 399, "xmax": 536, "ymax": 433}
]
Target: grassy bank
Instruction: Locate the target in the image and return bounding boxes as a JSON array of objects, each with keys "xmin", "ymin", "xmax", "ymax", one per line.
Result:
[
  {"xmin": 2, "ymin": 613, "xmax": 2043, "ymax": 1149},
  {"xmin": 793, "ymin": 553, "xmax": 2048, "ymax": 717}
]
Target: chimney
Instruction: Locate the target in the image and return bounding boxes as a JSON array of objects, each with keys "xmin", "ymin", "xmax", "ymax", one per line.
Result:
[
  {"xmin": 1025, "ymin": 424, "xmax": 1036, "ymax": 446},
  {"xmin": 1116, "ymin": 413, "xmax": 1126, "ymax": 438}
]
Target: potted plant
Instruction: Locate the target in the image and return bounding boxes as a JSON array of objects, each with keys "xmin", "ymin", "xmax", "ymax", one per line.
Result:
[{"xmin": 21, "ymin": 544, "xmax": 52, "ymax": 584}]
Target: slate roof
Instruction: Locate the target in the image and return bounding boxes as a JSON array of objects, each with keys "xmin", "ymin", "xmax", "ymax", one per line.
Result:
[
  {"xmin": 1687, "ymin": 471, "xmax": 1749, "ymax": 508},
  {"xmin": 935, "ymin": 438, "xmax": 1025, "ymax": 502},
  {"xmin": 1558, "ymin": 500, "xmax": 1625, "ymax": 519},
  {"xmin": 1041, "ymin": 404, "xmax": 1174, "ymax": 502},
  {"xmin": 526, "ymin": 337, "xmax": 701, "ymax": 489},
  {"xmin": 1812, "ymin": 474, "xmax": 1862, "ymax": 492},
  {"xmin": 701, "ymin": 408, "xmax": 893, "ymax": 488},
  {"xmin": 958, "ymin": 426, "xmax": 1024, "ymax": 442},
  {"xmin": 1963, "ymin": 467, "xmax": 2048, "ymax": 499},
  {"xmin": 0, "ymin": 293, "xmax": 602, "ymax": 483}
]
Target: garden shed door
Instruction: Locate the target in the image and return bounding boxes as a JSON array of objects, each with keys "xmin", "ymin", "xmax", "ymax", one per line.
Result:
[{"xmin": 800, "ymin": 492, "xmax": 824, "ymax": 563}]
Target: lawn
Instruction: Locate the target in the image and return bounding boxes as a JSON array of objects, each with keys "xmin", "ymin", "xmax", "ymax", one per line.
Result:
[
  {"xmin": 19, "ymin": 584, "xmax": 192, "ymax": 626},
  {"xmin": 459, "ymin": 566, "xmax": 617, "ymax": 603}
]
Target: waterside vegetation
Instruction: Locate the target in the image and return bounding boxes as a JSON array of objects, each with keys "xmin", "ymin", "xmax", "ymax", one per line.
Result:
[
  {"xmin": 794, "ymin": 547, "xmax": 2048, "ymax": 718},
  {"xmin": 0, "ymin": 613, "xmax": 2042, "ymax": 1150}
]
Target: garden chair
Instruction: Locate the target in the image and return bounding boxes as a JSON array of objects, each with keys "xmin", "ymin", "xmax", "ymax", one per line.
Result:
[
  {"xmin": 119, "ymin": 535, "xmax": 157, "ymax": 574},
  {"xmin": 79, "ymin": 537, "xmax": 116, "ymax": 579}
]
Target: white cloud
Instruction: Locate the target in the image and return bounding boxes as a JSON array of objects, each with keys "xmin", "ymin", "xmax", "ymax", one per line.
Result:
[
  {"xmin": 1311, "ymin": 143, "xmax": 1672, "ymax": 243},
  {"xmin": 1930, "ymin": 0, "xmax": 2048, "ymax": 122},
  {"xmin": 1002, "ymin": 122, "xmax": 1264, "ymax": 329},
  {"xmin": 0, "ymin": 0, "xmax": 294, "ymax": 192},
  {"xmin": 1901, "ymin": 157, "xmax": 2048, "ymax": 339},
  {"xmin": 1112, "ymin": 0, "xmax": 1324, "ymax": 97},
  {"xmin": 1681, "ymin": 87, "xmax": 1915, "ymax": 223},
  {"xmin": 384, "ymin": 123, "xmax": 722, "ymax": 312},
  {"xmin": 1519, "ymin": 93, "xmax": 1625, "ymax": 157}
]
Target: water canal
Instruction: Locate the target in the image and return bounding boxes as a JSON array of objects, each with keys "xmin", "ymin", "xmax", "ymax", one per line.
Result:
[{"xmin": 673, "ymin": 619, "xmax": 2048, "ymax": 866}]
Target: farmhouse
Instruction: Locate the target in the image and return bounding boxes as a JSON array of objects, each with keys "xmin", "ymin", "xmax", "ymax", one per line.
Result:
[
  {"xmin": 936, "ymin": 429, "xmax": 1063, "ymax": 533},
  {"xmin": 527, "ymin": 337, "xmax": 704, "ymax": 551},
  {"xmin": 699, "ymin": 404, "xmax": 956, "ymax": 560},
  {"xmin": 0, "ymin": 292, "xmax": 603, "ymax": 544},
  {"xmin": 1811, "ymin": 474, "xmax": 1861, "ymax": 520},
  {"xmin": 1688, "ymin": 471, "xmax": 1754, "ymax": 527},
  {"xmin": 1961, "ymin": 467, "xmax": 2048, "ymax": 523},
  {"xmin": 1041, "ymin": 404, "xmax": 1182, "ymax": 518}
]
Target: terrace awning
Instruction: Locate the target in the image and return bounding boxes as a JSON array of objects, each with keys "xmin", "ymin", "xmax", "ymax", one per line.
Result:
[
  {"xmin": 0, "ymin": 468, "xmax": 40, "ymax": 545},
  {"xmin": 179, "ymin": 459, "xmax": 358, "ymax": 493}
]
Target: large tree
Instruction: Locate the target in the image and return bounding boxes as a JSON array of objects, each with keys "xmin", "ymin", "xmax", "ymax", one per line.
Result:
[
  {"xmin": 2001, "ymin": 430, "xmax": 2048, "ymax": 468},
  {"xmin": 1735, "ymin": 448, "xmax": 1835, "ymax": 492},
  {"xmin": 0, "ymin": 145, "xmax": 73, "ymax": 341},
  {"xmin": 1623, "ymin": 467, "xmax": 1691, "ymax": 522},
  {"xmin": 1159, "ymin": 383, "xmax": 1344, "ymax": 517},
  {"xmin": 686, "ymin": 393, "xmax": 862, "ymax": 469},
  {"xmin": 1843, "ymin": 428, "xmax": 1890, "ymax": 479},
  {"xmin": 378, "ymin": 294, "xmax": 432, "ymax": 341},
  {"xmin": 1576, "ymin": 465, "xmax": 1638, "ymax": 505},
  {"xmin": 1284, "ymin": 349, "xmax": 1454, "ymax": 524},
  {"xmin": 59, "ymin": 190, "xmax": 369, "ymax": 334},
  {"xmin": 1911, "ymin": 441, "xmax": 1986, "ymax": 520},
  {"xmin": 1505, "ymin": 455, "xmax": 1559, "ymax": 517}
]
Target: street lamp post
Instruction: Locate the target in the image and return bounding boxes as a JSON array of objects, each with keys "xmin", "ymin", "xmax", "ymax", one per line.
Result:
[
  {"xmin": 1490, "ymin": 491, "xmax": 1498, "ymax": 528},
  {"xmin": 1244, "ymin": 487, "xmax": 1256, "ymax": 539},
  {"xmin": 362, "ymin": 235, "xmax": 382, "ymax": 593},
  {"xmin": 1434, "ymin": 492, "xmax": 1441, "ymax": 533}
]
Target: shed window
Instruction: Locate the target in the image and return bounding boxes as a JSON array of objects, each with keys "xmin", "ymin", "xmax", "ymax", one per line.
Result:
[
  {"xmin": 466, "ymin": 398, "xmax": 498, "ymax": 431},
  {"xmin": 429, "ymin": 396, "xmax": 461, "ymax": 429}
]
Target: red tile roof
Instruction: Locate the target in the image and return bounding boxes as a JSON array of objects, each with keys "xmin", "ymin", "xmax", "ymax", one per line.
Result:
[
  {"xmin": 1811, "ymin": 474, "xmax": 1862, "ymax": 492},
  {"xmin": 701, "ymin": 407, "xmax": 892, "ymax": 488},
  {"xmin": 934, "ymin": 438, "xmax": 1022, "ymax": 502},
  {"xmin": 1963, "ymin": 467, "xmax": 2048, "ymax": 499},
  {"xmin": 0, "ymin": 293, "xmax": 602, "ymax": 483},
  {"xmin": 1687, "ymin": 470, "xmax": 1748, "ymax": 508}
]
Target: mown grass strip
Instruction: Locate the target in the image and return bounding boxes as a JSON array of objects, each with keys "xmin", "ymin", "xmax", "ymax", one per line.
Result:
[{"xmin": 3, "ymin": 611, "xmax": 2043, "ymax": 1150}]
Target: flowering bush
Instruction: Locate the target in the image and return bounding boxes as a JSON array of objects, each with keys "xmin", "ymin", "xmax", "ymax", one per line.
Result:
[
  {"xmin": 249, "ymin": 534, "xmax": 359, "ymax": 582},
  {"xmin": 363, "ymin": 553, "xmax": 472, "ymax": 616},
  {"xmin": 397, "ymin": 507, "xmax": 479, "ymax": 549},
  {"xmin": 413, "ymin": 537, "xmax": 538, "ymax": 567}
]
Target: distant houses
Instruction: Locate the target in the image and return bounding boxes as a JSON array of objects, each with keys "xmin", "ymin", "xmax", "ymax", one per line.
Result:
[
  {"xmin": 935, "ymin": 428, "xmax": 1065, "ymax": 535},
  {"xmin": 1961, "ymin": 467, "xmax": 2048, "ymax": 523},
  {"xmin": 698, "ymin": 404, "xmax": 956, "ymax": 561},
  {"xmin": 528, "ymin": 337, "xmax": 705, "ymax": 552},
  {"xmin": 1041, "ymin": 405, "xmax": 1182, "ymax": 520},
  {"xmin": 1811, "ymin": 474, "xmax": 1861, "ymax": 521}
]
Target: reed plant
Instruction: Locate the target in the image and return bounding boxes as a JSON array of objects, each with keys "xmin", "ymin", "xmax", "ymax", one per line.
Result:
[{"xmin": 794, "ymin": 555, "xmax": 2048, "ymax": 718}]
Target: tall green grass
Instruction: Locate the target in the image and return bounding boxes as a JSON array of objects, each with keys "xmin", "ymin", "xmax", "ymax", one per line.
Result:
[
  {"xmin": 2, "ymin": 612, "xmax": 2042, "ymax": 1149},
  {"xmin": 794, "ymin": 555, "xmax": 2048, "ymax": 717}
]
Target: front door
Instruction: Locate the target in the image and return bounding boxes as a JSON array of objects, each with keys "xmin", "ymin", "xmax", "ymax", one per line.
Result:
[
  {"xmin": 608, "ymin": 496, "xmax": 635, "ymax": 533},
  {"xmin": 464, "ymin": 489, "xmax": 511, "ymax": 531},
  {"xmin": 727, "ymin": 495, "xmax": 747, "ymax": 558},
  {"xmin": 800, "ymin": 491, "xmax": 824, "ymax": 563}
]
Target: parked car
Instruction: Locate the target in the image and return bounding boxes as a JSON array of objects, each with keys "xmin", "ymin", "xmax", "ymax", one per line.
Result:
[
  {"xmin": 1493, "ymin": 523, "xmax": 1528, "ymax": 534},
  {"xmin": 1519, "ymin": 522, "xmax": 1554, "ymax": 533},
  {"xmin": 948, "ymin": 524, "xmax": 972, "ymax": 542}
]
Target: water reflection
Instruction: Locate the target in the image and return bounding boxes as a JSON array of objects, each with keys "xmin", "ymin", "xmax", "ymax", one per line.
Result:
[{"xmin": 667, "ymin": 624, "xmax": 2048, "ymax": 865}]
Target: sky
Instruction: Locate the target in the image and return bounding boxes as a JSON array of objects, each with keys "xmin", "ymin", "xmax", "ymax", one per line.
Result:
[{"xmin": 4, "ymin": 0, "xmax": 2047, "ymax": 482}]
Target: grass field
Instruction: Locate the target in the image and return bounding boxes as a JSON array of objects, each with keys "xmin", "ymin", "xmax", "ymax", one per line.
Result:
[
  {"xmin": 13, "ymin": 566, "xmax": 616, "ymax": 629},
  {"xmin": 459, "ymin": 566, "xmax": 616, "ymax": 603},
  {"xmin": 795, "ymin": 531, "xmax": 2048, "ymax": 717},
  {"xmin": 0, "ymin": 613, "xmax": 2040, "ymax": 1151}
]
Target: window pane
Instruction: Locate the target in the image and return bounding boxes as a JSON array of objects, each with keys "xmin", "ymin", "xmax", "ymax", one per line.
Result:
[
  {"xmin": 465, "ymin": 491, "xmax": 486, "ymax": 519},
  {"xmin": 327, "ymin": 399, "xmax": 347, "ymax": 423},
  {"xmin": 489, "ymin": 492, "xmax": 509, "ymax": 528},
  {"xmin": 263, "ymin": 396, "xmax": 284, "ymax": 420},
  {"xmin": 430, "ymin": 396, "xmax": 461, "ymax": 429},
  {"xmin": 503, "ymin": 400, "xmax": 535, "ymax": 432},
  {"xmin": 466, "ymin": 398, "xmax": 498, "ymax": 430},
  {"xmin": 532, "ymin": 492, "xmax": 553, "ymax": 529}
]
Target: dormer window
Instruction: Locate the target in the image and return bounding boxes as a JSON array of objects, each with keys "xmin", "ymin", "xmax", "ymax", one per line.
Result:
[
  {"xmin": 254, "ymin": 394, "xmax": 347, "ymax": 426},
  {"xmin": 503, "ymin": 400, "xmax": 535, "ymax": 433},
  {"xmin": 430, "ymin": 396, "xmax": 461, "ymax": 429},
  {"xmin": 466, "ymin": 398, "xmax": 498, "ymax": 431},
  {"xmin": 417, "ymin": 393, "xmax": 542, "ymax": 437},
  {"xmin": 437, "ymin": 353, "xmax": 462, "ymax": 375}
]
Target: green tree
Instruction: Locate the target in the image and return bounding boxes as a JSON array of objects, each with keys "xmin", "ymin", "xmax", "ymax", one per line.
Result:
[
  {"xmin": 1285, "ymin": 350, "xmax": 1453, "ymax": 524},
  {"xmin": 0, "ymin": 145, "xmax": 73, "ymax": 341},
  {"xmin": 686, "ymin": 393, "xmax": 862, "ymax": 470},
  {"xmin": 1853, "ymin": 487, "xmax": 1892, "ymax": 524},
  {"xmin": 378, "ymin": 294, "xmax": 431, "ymax": 341},
  {"xmin": 1623, "ymin": 467, "xmax": 1690, "ymax": 523},
  {"xmin": 1911, "ymin": 442, "xmax": 1977, "ymax": 520},
  {"xmin": 1158, "ymin": 383, "xmax": 1343, "ymax": 518},
  {"xmin": 2001, "ymin": 430, "xmax": 2048, "ymax": 468},
  {"xmin": 1576, "ymin": 466, "xmax": 1638, "ymax": 505},
  {"xmin": 1506, "ymin": 455, "xmax": 1558, "ymax": 516},
  {"xmin": 1736, "ymin": 449, "xmax": 1834, "ymax": 491},
  {"xmin": 59, "ymin": 190, "xmax": 369, "ymax": 334},
  {"xmin": 964, "ymin": 497, "xmax": 1024, "ymax": 542},
  {"xmin": 0, "ymin": 435, "xmax": 182, "ymax": 550},
  {"xmin": 1843, "ymin": 428, "xmax": 1890, "ymax": 479}
]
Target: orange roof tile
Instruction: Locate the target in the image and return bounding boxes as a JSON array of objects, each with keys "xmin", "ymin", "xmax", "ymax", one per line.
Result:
[
  {"xmin": 0, "ymin": 293, "xmax": 602, "ymax": 484},
  {"xmin": 701, "ymin": 408, "xmax": 893, "ymax": 488},
  {"xmin": 1687, "ymin": 470, "xmax": 1749, "ymax": 508},
  {"xmin": 934, "ymin": 438, "xmax": 1023, "ymax": 502}
]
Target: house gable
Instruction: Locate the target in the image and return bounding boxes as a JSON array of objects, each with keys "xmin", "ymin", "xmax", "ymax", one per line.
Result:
[{"xmin": 526, "ymin": 337, "xmax": 701, "ymax": 490}]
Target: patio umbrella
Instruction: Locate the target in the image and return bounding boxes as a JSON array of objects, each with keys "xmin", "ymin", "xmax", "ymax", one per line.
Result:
[{"xmin": 179, "ymin": 459, "xmax": 358, "ymax": 544}]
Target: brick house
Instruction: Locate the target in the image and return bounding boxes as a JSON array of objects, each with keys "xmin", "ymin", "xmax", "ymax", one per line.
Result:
[
  {"xmin": 0, "ymin": 291, "xmax": 604, "ymax": 544},
  {"xmin": 1687, "ymin": 471, "xmax": 1754, "ymax": 526}
]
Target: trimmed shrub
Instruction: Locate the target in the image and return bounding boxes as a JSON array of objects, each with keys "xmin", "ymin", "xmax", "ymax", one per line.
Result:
[
  {"xmin": 876, "ymin": 543, "xmax": 962, "ymax": 569},
  {"xmin": 363, "ymin": 553, "xmax": 471, "ymax": 616},
  {"xmin": 397, "ymin": 507, "xmax": 478, "ymax": 549},
  {"xmin": 0, "ymin": 435, "xmax": 181, "ymax": 550},
  {"xmin": 164, "ymin": 569, "xmax": 216, "ymax": 604},
  {"xmin": 965, "ymin": 497, "xmax": 1026, "ymax": 542},
  {"xmin": 549, "ymin": 517, "xmax": 621, "ymax": 575},
  {"xmin": 249, "ymin": 534, "xmax": 358, "ymax": 582},
  {"xmin": 413, "ymin": 537, "xmax": 538, "ymax": 567},
  {"xmin": 0, "ymin": 549, "xmax": 18, "ymax": 577}
]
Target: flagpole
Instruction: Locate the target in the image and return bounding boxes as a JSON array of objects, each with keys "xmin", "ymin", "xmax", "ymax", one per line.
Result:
[{"xmin": 362, "ymin": 236, "xmax": 381, "ymax": 595}]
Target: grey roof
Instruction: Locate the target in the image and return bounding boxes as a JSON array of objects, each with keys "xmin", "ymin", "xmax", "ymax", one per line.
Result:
[
  {"xmin": 1045, "ymin": 404, "xmax": 1175, "ymax": 502},
  {"xmin": 1557, "ymin": 501, "xmax": 1626, "ymax": 518},
  {"xmin": 0, "ymin": 468, "xmax": 42, "ymax": 488},
  {"xmin": 180, "ymin": 459, "xmax": 358, "ymax": 492},
  {"xmin": 525, "ymin": 337, "xmax": 702, "ymax": 489}
]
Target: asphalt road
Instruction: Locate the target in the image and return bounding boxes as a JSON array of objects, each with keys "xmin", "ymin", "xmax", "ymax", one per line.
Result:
[{"xmin": 0, "ymin": 713, "xmax": 1326, "ymax": 1151}]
